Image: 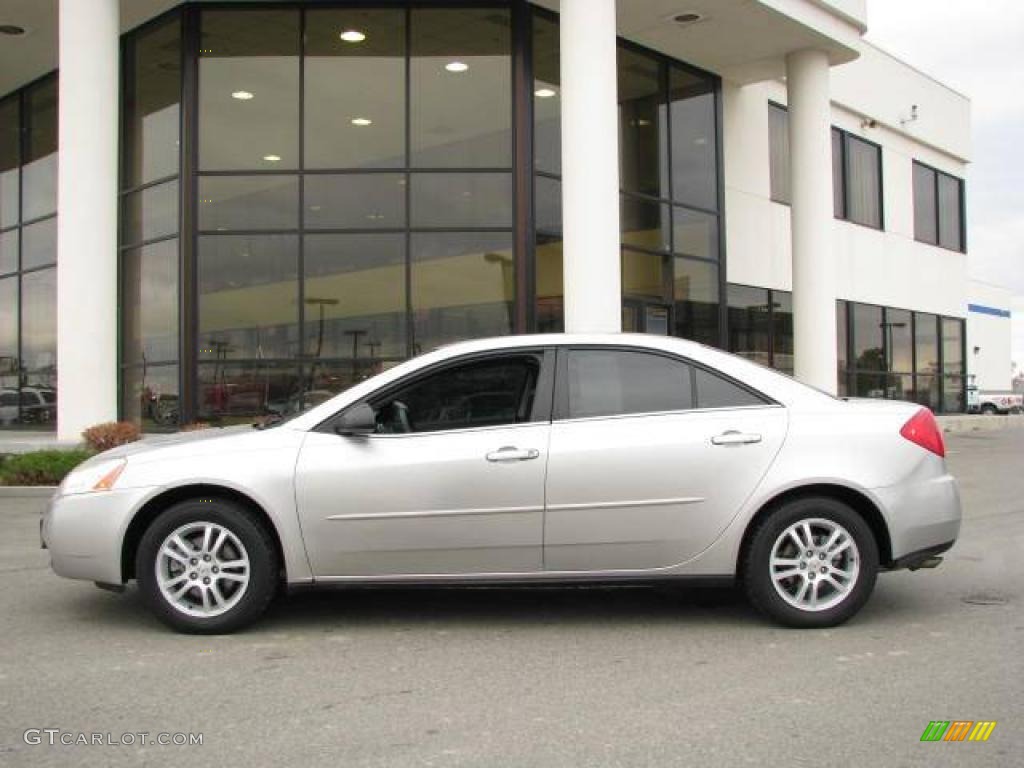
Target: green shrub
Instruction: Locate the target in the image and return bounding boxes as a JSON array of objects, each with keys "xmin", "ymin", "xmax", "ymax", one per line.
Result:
[
  {"xmin": 82, "ymin": 421, "xmax": 141, "ymax": 453},
  {"xmin": 0, "ymin": 449, "xmax": 95, "ymax": 486}
]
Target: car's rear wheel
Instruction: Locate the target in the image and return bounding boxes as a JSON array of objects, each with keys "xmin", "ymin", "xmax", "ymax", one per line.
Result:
[
  {"xmin": 136, "ymin": 498, "xmax": 278, "ymax": 634},
  {"xmin": 743, "ymin": 497, "xmax": 878, "ymax": 628}
]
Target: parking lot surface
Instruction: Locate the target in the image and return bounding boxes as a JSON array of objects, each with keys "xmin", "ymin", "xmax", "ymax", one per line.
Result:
[{"xmin": 1, "ymin": 430, "xmax": 1021, "ymax": 767}]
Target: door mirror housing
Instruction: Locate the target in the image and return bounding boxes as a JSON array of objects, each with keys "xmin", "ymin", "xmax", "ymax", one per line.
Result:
[{"xmin": 334, "ymin": 403, "xmax": 377, "ymax": 437}]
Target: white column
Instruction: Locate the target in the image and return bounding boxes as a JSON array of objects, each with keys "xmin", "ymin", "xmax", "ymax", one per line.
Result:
[
  {"xmin": 56, "ymin": 0, "xmax": 120, "ymax": 439},
  {"xmin": 786, "ymin": 49, "xmax": 837, "ymax": 394},
  {"xmin": 560, "ymin": 0, "xmax": 621, "ymax": 333}
]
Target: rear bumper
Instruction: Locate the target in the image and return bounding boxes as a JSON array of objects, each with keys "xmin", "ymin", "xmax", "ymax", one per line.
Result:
[{"xmin": 873, "ymin": 473, "xmax": 962, "ymax": 562}]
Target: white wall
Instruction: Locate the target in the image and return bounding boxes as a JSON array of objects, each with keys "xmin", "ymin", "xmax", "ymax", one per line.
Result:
[
  {"xmin": 722, "ymin": 53, "xmax": 970, "ymax": 321},
  {"xmin": 967, "ymin": 281, "xmax": 1013, "ymax": 391}
]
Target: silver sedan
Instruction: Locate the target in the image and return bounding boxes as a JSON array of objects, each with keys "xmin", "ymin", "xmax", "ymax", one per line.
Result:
[{"xmin": 43, "ymin": 334, "xmax": 961, "ymax": 633}]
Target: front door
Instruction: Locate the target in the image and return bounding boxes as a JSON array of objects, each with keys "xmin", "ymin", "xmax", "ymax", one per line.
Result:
[{"xmin": 295, "ymin": 351, "xmax": 554, "ymax": 578}]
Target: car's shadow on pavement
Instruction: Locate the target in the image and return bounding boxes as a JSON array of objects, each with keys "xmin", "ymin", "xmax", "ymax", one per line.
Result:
[{"xmin": 61, "ymin": 580, "xmax": 762, "ymax": 633}]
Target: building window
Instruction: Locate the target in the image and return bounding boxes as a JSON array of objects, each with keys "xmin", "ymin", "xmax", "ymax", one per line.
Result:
[
  {"xmin": 531, "ymin": 13, "xmax": 723, "ymax": 346},
  {"xmin": 832, "ymin": 127, "xmax": 883, "ymax": 229},
  {"xmin": 768, "ymin": 102, "xmax": 790, "ymax": 204},
  {"xmin": 836, "ymin": 301, "xmax": 965, "ymax": 413},
  {"xmin": 727, "ymin": 284, "xmax": 793, "ymax": 374},
  {"xmin": 120, "ymin": 13, "xmax": 181, "ymax": 431},
  {"xmin": 913, "ymin": 160, "xmax": 965, "ymax": 252},
  {"xmin": 0, "ymin": 76, "xmax": 58, "ymax": 431}
]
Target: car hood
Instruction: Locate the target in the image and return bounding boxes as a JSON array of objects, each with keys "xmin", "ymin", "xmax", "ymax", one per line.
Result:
[{"xmin": 95, "ymin": 425, "xmax": 258, "ymax": 462}]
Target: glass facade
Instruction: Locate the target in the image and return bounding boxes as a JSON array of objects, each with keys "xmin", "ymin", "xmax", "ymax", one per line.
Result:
[
  {"xmin": 726, "ymin": 284, "xmax": 793, "ymax": 375},
  {"xmin": 837, "ymin": 300, "xmax": 965, "ymax": 413},
  {"xmin": 532, "ymin": 14, "xmax": 722, "ymax": 343},
  {"xmin": 0, "ymin": 75, "xmax": 58, "ymax": 429}
]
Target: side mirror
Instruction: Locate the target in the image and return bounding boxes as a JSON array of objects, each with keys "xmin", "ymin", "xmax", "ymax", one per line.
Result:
[{"xmin": 334, "ymin": 403, "xmax": 377, "ymax": 437}]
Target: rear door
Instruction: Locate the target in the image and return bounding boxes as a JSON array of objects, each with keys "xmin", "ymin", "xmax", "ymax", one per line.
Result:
[{"xmin": 543, "ymin": 347, "xmax": 787, "ymax": 572}]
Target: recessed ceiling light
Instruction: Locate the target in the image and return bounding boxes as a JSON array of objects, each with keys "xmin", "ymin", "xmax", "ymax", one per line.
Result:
[
  {"xmin": 263, "ymin": 154, "xmax": 281, "ymax": 162},
  {"xmin": 351, "ymin": 117, "xmax": 373, "ymax": 127},
  {"xmin": 339, "ymin": 29, "xmax": 366, "ymax": 43},
  {"xmin": 445, "ymin": 61, "xmax": 469, "ymax": 73},
  {"xmin": 231, "ymin": 90, "xmax": 254, "ymax": 100},
  {"xmin": 0, "ymin": 24, "xmax": 26, "ymax": 36},
  {"xmin": 535, "ymin": 88, "xmax": 557, "ymax": 99}
]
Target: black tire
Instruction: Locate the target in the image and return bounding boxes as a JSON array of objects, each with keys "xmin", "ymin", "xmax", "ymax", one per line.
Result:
[
  {"xmin": 980, "ymin": 404, "xmax": 998, "ymax": 415},
  {"xmin": 742, "ymin": 496, "xmax": 879, "ymax": 628},
  {"xmin": 136, "ymin": 497, "xmax": 278, "ymax": 634}
]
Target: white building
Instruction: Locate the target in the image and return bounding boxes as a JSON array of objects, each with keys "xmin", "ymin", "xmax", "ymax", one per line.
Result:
[
  {"xmin": 967, "ymin": 280, "xmax": 1014, "ymax": 391},
  {"xmin": 0, "ymin": 0, "xmax": 998, "ymax": 439}
]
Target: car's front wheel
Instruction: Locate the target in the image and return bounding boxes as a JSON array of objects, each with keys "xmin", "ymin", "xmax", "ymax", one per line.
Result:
[
  {"xmin": 743, "ymin": 497, "xmax": 878, "ymax": 628},
  {"xmin": 136, "ymin": 498, "xmax": 278, "ymax": 634}
]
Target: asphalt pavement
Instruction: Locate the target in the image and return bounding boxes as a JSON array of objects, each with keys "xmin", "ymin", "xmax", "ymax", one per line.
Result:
[{"xmin": 0, "ymin": 430, "xmax": 1021, "ymax": 767}]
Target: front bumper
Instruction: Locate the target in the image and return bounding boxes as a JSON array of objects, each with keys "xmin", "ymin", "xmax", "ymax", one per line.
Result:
[
  {"xmin": 873, "ymin": 473, "xmax": 962, "ymax": 563},
  {"xmin": 42, "ymin": 487, "xmax": 154, "ymax": 585}
]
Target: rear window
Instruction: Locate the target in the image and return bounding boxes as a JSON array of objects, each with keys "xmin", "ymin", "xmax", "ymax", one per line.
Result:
[{"xmin": 695, "ymin": 368, "xmax": 766, "ymax": 409}]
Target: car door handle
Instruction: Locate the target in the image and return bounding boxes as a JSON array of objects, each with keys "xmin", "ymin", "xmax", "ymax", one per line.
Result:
[
  {"xmin": 711, "ymin": 431, "xmax": 762, "ymax": 446},
  {"xmin": 485, "ymin": 446, "xmax": 540, "ymax": 462}
]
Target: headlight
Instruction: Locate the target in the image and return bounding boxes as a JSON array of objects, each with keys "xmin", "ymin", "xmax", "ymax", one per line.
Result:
[{"xmin": 59, "ymin": 458, "xmax": 127, "ymax": 496}]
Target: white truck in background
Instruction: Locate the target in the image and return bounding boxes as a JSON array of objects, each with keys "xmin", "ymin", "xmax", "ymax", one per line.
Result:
[{"xmin": 966, "ymin": 377, "xmax": 1023, "ymax": 414}]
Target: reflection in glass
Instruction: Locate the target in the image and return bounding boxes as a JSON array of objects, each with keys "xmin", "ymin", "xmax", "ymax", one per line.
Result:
[
  {"xmin": 0, "ymin": 229, "xmax": 16, "ymax": 275},
  {"xmin": 845, "ymin": 135, "xmax": 881, "ymax": 228},
  {"xmin": 305, "ymin": 175, "xmax": 405, "ymax": 230},
  {"xmin": 831, "ymin": 128, "xmax": 844, "ymax": 218},
  {"xmin": 942, "ymin": 375, "xmax": 964, "ymax": 414},
  {"xmin": 532, "ymin": 15, "xmax": 561, "ymax": 175},
  {"xmin": 122, "ymin": 239, "xmax": 179, "ymax": 365},
  {"xmin": 673, "ymin": 257, "xmax": 719, "ymax": 346},
  {"xmin": 535, "ymin": 176, "xmax": 561, "ymax": 234},
  {"xmin": 122, "ymin": 180, "xmax": 179, "ymax": 243},
  {"xmin": 670, "ymin": 67, "xmax": 717, "ymax": 210},
  {"xmin": 913, "ymin": 373, "xmax": 940, "ymax": 412},
  {"xmin": 938, "ymin": 174, "xmax": 962, "ymax": 251},
  {"xmin": 942, "ymin": 317, "xmax": 964, "ymax": 375},
  {"xmin": 885, "ymin": 308, "xmax": 912, "ymax": 373},
  {"xmin": 197, "ymin": 235, "xmax": 299, "ymax": 360},
  {"xmin": 305, "ymin": 9, "xmax": 406, "ymax": 169},
  {"xmin": 122, "ymin": 364, "xmax": 180, "ymax": 431},
  {"xmin": 535, "ymin": 235, "xmax": 563, "ymax": 333},
  {"xmin": 21, "ymin": 268, "xmax": 57, "ymax": 387},
  {"xmin": 23, "ymin": 77, "xmax": 58, "ymax": 221},
  {"xmin": 772, "ymin": 290, "xmax": 793, "ymax": 374},
  {"xmin": 123, "ymin": 14, "xmax": 181, "ymax": 187},
  {"xmin": 914, "ymin": 313, "xmax": 939, "ymax": 375},
  {"xmin": 199, "ymin": 10, "xmax": 300, "ymax": 170},
  {"xmin": 410, "ymin": 8, "xmax": 511, "ymax": 168},
  {"xmin": 768, "ymin": 103, "xmax": 790, "ymax": 204},
  {"xmin": 411, "ymin": 232, "xmax": 514, "ymax": 353},
  {"xmin": 21, "ymin": 217, "xmax": 57, "ymax": 270},
  {"xmin": 0, "ymin": 96, "xmax": 18, "ymax": 228},
  {"xmin": 672, "ymin": 206, "xmax": 717, "ymax": 260},
  {"xmin": 912, "ymin": 163, "xmax": 937, "ymax": 244},
  {"xmin": 727, "ymin": 284, "xmax": 770, "ymax": 367},
  {"xmin": 622, "ymin": 249, "xmax": 665, "ymax": 299},
  {"xmin": 303, "ymin": 234, "xmax": 407, "ymax": 361},
  {"xmin": 0, "ymin": 278, "xmax": 17, "ymax": 399},
  {"xmin": 411, "ymin": 173, "xmax": 513, "ymax": 228},
  {"xmin": 618, "ymin": 47, "xmax": 666, "ymax": 198},
  {"xmin": 852, "ymin": 303, "xmax": 884, "ymax": 371},
  {"xmin": 836, "ymin": 300, "xmax": 848, "ymax": 372},
  {"xmin": 621, "ymin": 196, "xmax": 669, "ymax": 252},
  {"xmin": 197, "ymin": 362, "xmax": 302, "ymax": 422},
  {"xmin": 198, "ymin": 175, "xmax": 298, "ymax": 231}
]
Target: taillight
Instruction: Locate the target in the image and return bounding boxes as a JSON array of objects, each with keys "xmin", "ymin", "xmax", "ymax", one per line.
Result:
[{"xmin": 900, "ymin": 408, "xmax": 945, "ymax": 457}]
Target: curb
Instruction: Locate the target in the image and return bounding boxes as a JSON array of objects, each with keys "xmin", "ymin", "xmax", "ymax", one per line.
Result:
[
  {"xmin": 0, "ymin": 486, "xmax": 56, "ymax": 499},
  {"xmin": 938, "ymin": 415, "xmax": 1024, "ymax": 434}
]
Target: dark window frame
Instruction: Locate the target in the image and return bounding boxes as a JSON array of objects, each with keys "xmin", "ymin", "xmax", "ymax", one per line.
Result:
[
  {"xmin": 832, "ymin": 126, "xmax": 884, "ymax": 231},
  {"xmin": 912, "ymin": 159, "xmax": 966, "ymax": 253}
]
